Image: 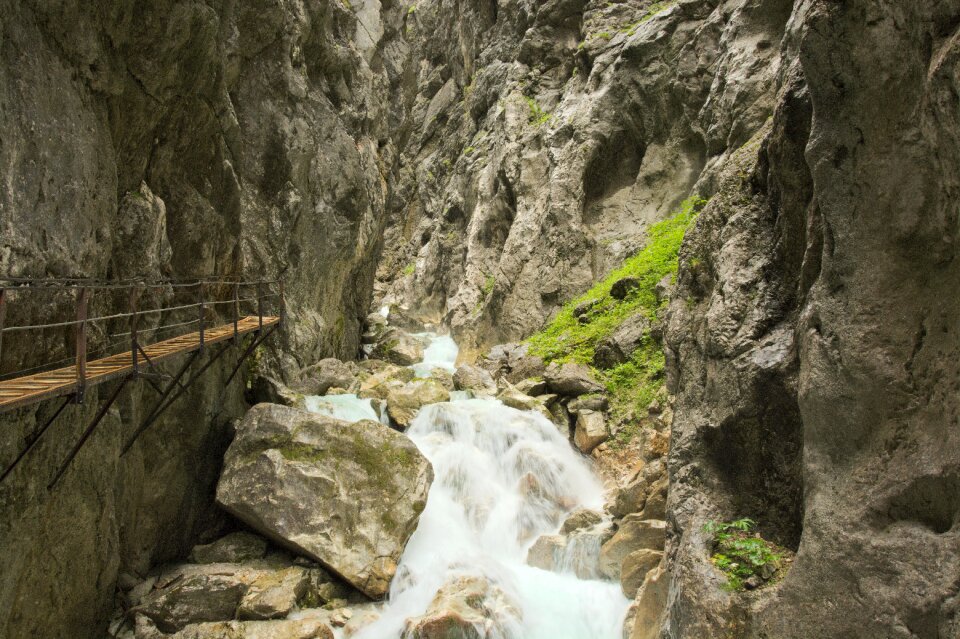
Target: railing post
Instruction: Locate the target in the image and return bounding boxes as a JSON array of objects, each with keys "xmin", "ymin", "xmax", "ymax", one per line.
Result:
[
  {"xmin": 75, "ymin": 287, "xmax": 90, "ymax": 404},
  {"xmin": 257, "ymin": 281, "xmax": 264, "ymax": 333},
  {"xmin": 232, "ymin": 281, "xmax": 240, "ymax": 344},
  {"xmin": 279, "ymin": 278, "xmax": 286, "ymax": 328},
  {"xmin": 129, "ymin": 286, "xmax": 140, "ymax": 378},
  {"xmin": 198, "ymin": 283, "xmax": 205, "ymax": 354},
  {"xmin": 0, "ymin": 288, "xmax": 6, "ymax": 373}
]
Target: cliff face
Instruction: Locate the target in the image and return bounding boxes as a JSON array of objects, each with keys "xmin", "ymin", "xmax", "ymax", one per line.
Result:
[
  {"xmin": 375, "ymin": 0, "xmax": 791, "ymax": 354},
  {"xmin": 2, "ymin": 0, "xmax": 959, "ymax": 637},
  {"xmin": 664, "ymin": 1, "xmax": 960, "ymax": 637},
  {"xmin": 0, "ymin": 1, "xmax": 403, "ymax": 637}
]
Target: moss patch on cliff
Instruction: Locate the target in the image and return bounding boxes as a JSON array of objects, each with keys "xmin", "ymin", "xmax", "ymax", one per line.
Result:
[{"xmin": 526, "ymin": 196, "xmax": 705, "ymax": 426}]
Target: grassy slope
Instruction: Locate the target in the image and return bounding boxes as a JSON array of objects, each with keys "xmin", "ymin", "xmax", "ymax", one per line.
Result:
[{"xmin": 527, "ymin": 196, "xmax": 706, "ymax": 442}]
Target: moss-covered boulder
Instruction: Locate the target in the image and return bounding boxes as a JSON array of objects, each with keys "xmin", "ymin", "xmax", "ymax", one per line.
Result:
[{"xmin": 216, "ymin": 405, "xmax": 433, "ymax": 599}]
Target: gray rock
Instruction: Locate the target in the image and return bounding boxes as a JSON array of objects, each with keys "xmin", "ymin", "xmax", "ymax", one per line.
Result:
[
  {"xmin": 599, "ymin": 518, "xmax": 667, "ymax": 581},
  {"xmin": 574, "ymin": 410, "xmax": 609, "ymax": 454},
  {"xmin": 190, "ymin": 533, "xmax": 269, "ymax": 565},
  {"xmin": 452, "ymin": 364, "xmax": 496, "ymax": 396},
  {"xmin": 237, "ymin": 567, "xmax": 311, "ymax": 621},
  {"xmin": 401, "ymin": 576, "xmax": 520, "ymax": 639},
  {"xmin": 561, "ymin": 508, "xmax": 604, "ymax": 534},
  {"xmin": 295, "ymin": 359, "xmax": 357, "ymax": 396},
  {"xmin": 593, "ymin": 315, "xmax": 651, "ymax": 369},
  {"xmin": 135, "ymin": 571, "xmax": 251, "ymax": 632},
  {"xmin": 497, "ymin": 386, "xmax": 541, "ymax": 412},
  {"xmin": 610, "ymin": 277, "xmax": 641, "ymax": 300},
  {"xmin": 372, "ymin": 329, "xmax": 426, "ymax": 367},
  {"xmin": 515, "ymin": 378, "xmax": 549, "ymax": 396},
  {"xmin": 250, "ymin": 377, "xmax": 306, "ymax": 410},
  {"xmin": 544, "ymin": 363, "xmax": 604, "ymax": 397},
  {"xmin": 568, "ymin": 394, "xmax": 610, "ymax": 413},
  {"xmin": 216, "ymin": 405, "xmax": 433, "ymax": 599},
  {"xmin": 158, "ymin": 618, "xmax": 335, "ymax": 639},
  {"xmin": 386, "ymin": 380, "xmax": 451, "ymax": 429}
]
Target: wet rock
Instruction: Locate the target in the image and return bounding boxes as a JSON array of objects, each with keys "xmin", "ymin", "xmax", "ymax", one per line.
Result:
[
  {"xmin": 526, "ymin": 534, "xmax": 567, "ymax": 572},
  {"xmin": 544, "ymin": 363, "xmax": 604, "ymax": 397},
  {"xmin": 481, "ymin": 343, "xmax": 546, "ymax": 384},
  {"xmin": 216, "ymin": 405, "xmax": 433, "ymax": 599},
  {"xmin": 238, "ymin": 567, "xmax": 311, "ymax": 621},
  {"xmin": 372, "ymin": 329, "xmax": 426, "ymax": 366},
  {"xmin": 387, "ymin": 379, "xmax": 451, "ymax": 429},
  {"xmin": 428, "ymin": 368, "xmax": 456, "ymax": 392},
  {"xmin": 190, "ymin": 532, "xmax": 269, "ymax": 565},
  {"xmin": 574, "ymin": 410, "xmax": 609, "ymax": 454},
  {"xmin": 637, "ymin": 477, "xmax": 668, "ymax": 521},
  {"xmin": 561, "ymin": 508, "xmax": 604, "ymax": 534},
  {"xmin": 402, "ymin": 576, "xmax": 521, "ymax": 639},
  {"xmin": 599, "ymin": 518, "xmax": 667, "ymax": 580},
  {"xmin": 620, "ymin": 550, "xmax": 663, "ymax": 599},
  {"xmin": 593, "ymin": 315, "xmax": 650, "ymax": 369},
  {"xmin": 358, "ymin": 365, "xmax": 416, "ymax": 400},
  {"xmin": 295, "ymin": 359, "xmax": 357, "ymax": 396},
  {"xmin": 250, "ymin": 377, "xmax": 306, "ymax": 410},
  {"xmin": 453, "ymin": 364, "xmax": 496, "ymax": 396},
  {"xmin": 497, "ymin": 386, "xmax": 541, "ymax": 412},
  {"xmin": 610, "ymin": 277, "xmax": 641, "ymax": 300}
]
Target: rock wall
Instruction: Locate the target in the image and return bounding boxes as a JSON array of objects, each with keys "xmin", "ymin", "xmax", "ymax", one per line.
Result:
[
  {"xmin": 663, "ymin": 1, "xmax": 960, "ymax": 637},
  {"xmin": 0, "ymin": 1, "xmax": 406, "ymax": 637},
  {"xmin": 375, "ymin": 0, "xmax": 792, "ymax": 354}
]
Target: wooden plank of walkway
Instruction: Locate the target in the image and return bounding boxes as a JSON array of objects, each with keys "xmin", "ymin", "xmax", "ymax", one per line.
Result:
[{"xmin": 0, "ymin": 315, "xmax": 279, "ymax": 412}]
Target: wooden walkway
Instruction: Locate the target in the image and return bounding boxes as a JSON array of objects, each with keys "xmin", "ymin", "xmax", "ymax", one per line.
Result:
[{"xmin": 0, "ymin": 315, "xmax": 279, "ymax": 412}]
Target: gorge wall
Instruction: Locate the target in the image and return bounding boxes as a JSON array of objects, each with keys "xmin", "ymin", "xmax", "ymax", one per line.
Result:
[{"xmin": 1, "ymin": 0, "xmax": 958, "ymax": 637}]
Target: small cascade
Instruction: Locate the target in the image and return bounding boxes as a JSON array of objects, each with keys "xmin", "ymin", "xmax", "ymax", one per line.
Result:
[{"xmin": 304, "ymin": 394, "xmax": 380, "ymax": 423}]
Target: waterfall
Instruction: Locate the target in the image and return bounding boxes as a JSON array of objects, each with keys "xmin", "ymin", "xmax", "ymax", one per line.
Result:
[{"xmin": 349, "ymin": 334, "xmax": 629, "ymax": 639}]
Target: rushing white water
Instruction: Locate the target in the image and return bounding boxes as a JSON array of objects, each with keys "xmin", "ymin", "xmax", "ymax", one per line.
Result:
[
  {"xmin": 351, "ymin": 334, "xmax": 628, "ymax": 638},
  {"xmin": 304, "ymin": 393, "xmax": 381, "ymax": 423},
  {"xmin": 411, "ymin": 333, "xmax": 459, "ymax": 378}
]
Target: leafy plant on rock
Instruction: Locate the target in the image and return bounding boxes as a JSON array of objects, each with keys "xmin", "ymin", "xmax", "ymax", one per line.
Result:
[{"xmin": 703, "ymin": 518, "xmax": 783, "ymax": 591}]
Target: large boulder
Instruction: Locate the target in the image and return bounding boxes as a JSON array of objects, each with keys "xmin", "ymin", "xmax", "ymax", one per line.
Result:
[
  {"xmin": 237, "ymin": 567, "xmax": 311, "ymax": 621},
  {"xmin": 620, "ymin": 549, "xmax": 663, "ymax": 598},
  {"xmin": 358, "ymin": 365, "xmax": 416, "ymax": 400},
  {"xmin": 295, "ymin": 359, "xmax": 357, "ymax": 396},
  {"xmin": 402, "ymin": 576, "xmax": 521, "ymax": 639},
  {"xmin": 544, "ymin": 362, "xmax": 604, "ymax": 397},
  {"xmin": 386, "ymin": 379, "xmax": 451, "ymax": 429},
  {"xmin": 217, "ymin": 405, "xmax": 433, "ymax": 599},
  {"xmin": 135, "ymin": 617, "xmax": 336, "ymax": 639}
]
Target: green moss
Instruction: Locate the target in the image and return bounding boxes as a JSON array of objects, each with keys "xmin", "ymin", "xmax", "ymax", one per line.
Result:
[
  {"xmin": 526, "ymin": 196, "xmax": 706, "ymax": 440},
  {"xmin": 482, "ymin": 274, "xmax": 495, "ymax": 297},
  {"xmin": 402, "ymin": 262, "xmax": 416, "ymax": 276}
]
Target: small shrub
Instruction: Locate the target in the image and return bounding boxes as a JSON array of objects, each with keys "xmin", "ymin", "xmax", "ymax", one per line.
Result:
[
  {"xmin": 703, "ymin": 519, "xmax": 783, "ymax": 591},
  {"xmin": 482, "ymin": 274, "xmax": 496, "ymax": 297},
  {"xmin": 402, "ymin": 262, "xmax": 416, "ymax": 276},
  {"xmin": 524, "ymin": 96, "xmax": 553, "ymax": 127}
]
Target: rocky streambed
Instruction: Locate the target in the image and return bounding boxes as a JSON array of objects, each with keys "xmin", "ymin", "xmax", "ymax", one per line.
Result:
[{"xmin": 108, "ymin": 316, "xmax": 670, "ymax": 639}]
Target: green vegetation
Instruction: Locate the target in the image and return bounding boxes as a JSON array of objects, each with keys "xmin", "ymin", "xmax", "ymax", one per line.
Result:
[
  {"xmin": 523, "ymin": 96, "xmax": 553, "ymax": 127},
  {"xmin": 482, "ymin": 274, "xmax": 496, "ymax": 297},
  {"xmin": 621, "ymin": 1, "xmax": 677, "ymax": 36},
  {"xmin": 407, "ymin": 4, "xmax": 416, "ymax": 15},
  {"xmin": 703, "ymin": 519, "xmax": 783, "ymax": 591},
  {"xmin": 526, "ymin": 196, "xmax": 705, "ymax": 434}
]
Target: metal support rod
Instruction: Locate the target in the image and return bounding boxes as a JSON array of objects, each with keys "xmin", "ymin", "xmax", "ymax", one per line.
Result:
[
  {"xmin": 75, "ymin": 288, "xmax": 90, "ymax": 404},
  {"xmin": 120, "ymin": 351, "xmax": 200, "ymax": 455},
  {"xmin": 48, "ymin": 375, "xmax": 131, "ymax": 489},
  {"xmin": 121, "ymin": 345, "xmax": 230, "ymax": 456},
  {"xmin": 223, "ymin": 324, "xmax": 277, "ymax": 389},
  {"xmin": 257, "ymin": 282, "xmax": 264, "ymax": 332},
  {"xmin": 198, "ymin": 283, "xmax": 205, "ymax": 354},
  {"xmin": 232, "ymin": 282, "xmax": 240, "ymax": 344},
  {"xmin": 130, "ymin": 287, "xmax": 140, "ymax": 378},
  {"xmin": 0, "ymin": 395, "xmax": 73, "ymax": 483}
]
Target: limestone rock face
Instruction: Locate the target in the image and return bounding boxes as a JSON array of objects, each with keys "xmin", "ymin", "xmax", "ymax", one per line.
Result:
[
  {"xmin": 452, "ymin": 364, "xmax": 497, "ymax": 396},
  {"xmin": 296, "ymin": 359, "xmax": 358, "ymax": 396},
  {"xmin": 216, "ymin": 405, "xmax": 433, "ymax": 599},
  {"xmin": 599, "ymin": 518, "xmax": 667, "ymax": 581},
  {"xmin": 620, "ymin": 550, "xmax": 663, "ymax": 599}
]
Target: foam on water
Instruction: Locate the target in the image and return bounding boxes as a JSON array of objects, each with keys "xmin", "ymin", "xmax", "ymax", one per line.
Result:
[
  {"xmin": 353, "ymin": 397, "xmax": 629, "ymax": 638},
  {"xmin": 304, "ymin": 394, "xmax": 380, "ymax": 423},
  {"xmin": 411, "ymin": 333, "xmax": 459, "ymax": 378}
]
